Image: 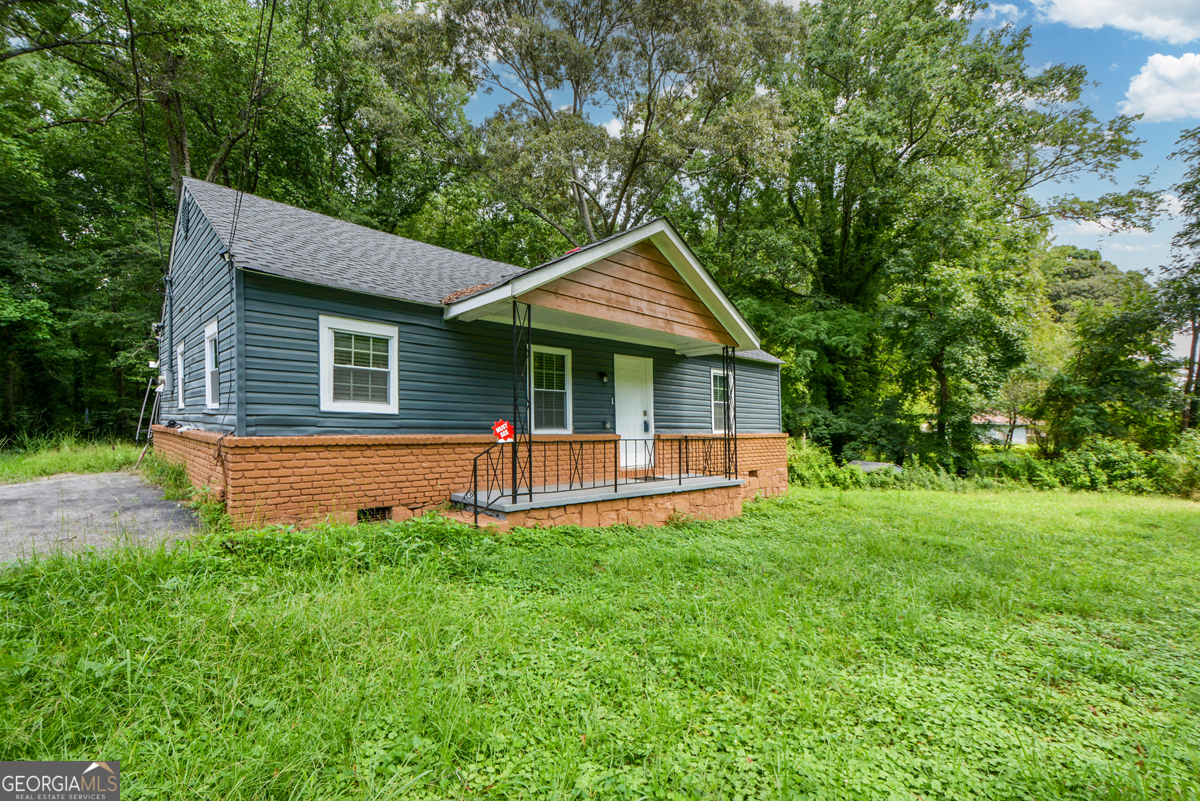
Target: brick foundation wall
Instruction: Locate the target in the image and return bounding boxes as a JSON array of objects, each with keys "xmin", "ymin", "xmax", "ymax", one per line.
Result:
[
  {"xmin": 151, "ymin": 426, "xmax": 789, "ymax": 528},
  {"xmin": 507, "ymin": 483, "xmax": 744, "ymax": 528},
  {"xmin": 148, "ymin": 426, "xmax": 227, "ymax": 499}
]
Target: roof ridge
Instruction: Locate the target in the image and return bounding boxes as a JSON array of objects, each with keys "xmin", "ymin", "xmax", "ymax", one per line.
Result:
[{"xmin": 182, "ymin": 177, "xmax": 521, "ymax": 274}]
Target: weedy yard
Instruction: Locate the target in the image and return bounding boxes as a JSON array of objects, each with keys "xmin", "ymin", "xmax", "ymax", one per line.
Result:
[{"xmin": 0, "ymin": 489, "xmax": 1197, "ymax": 800}]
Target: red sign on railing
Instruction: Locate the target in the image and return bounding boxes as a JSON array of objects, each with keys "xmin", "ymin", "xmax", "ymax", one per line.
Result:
[{"xmin": 492, "ymin": 420, "xmax": 514, "ymax": 442}]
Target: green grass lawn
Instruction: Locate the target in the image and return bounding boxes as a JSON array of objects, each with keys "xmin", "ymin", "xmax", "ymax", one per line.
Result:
[
  {"xmin": 0, "ymin": 435, "xmax": 143, "ymax": 483},
  {"xmin": 1, "ymin": 489, "xmax": 1197, "ymax": 800}
]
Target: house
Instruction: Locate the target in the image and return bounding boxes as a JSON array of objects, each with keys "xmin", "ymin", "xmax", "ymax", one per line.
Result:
[
  {"xmin": 973, "ymin": 414, "xmax": 1038, "ymax": 446},
  {"xmin": 151, "ymin": 179, "xmax": 788, "ymax": 528}
]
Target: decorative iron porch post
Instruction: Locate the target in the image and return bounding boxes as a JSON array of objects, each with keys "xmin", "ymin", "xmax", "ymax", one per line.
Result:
[
  {"xmin": 721, "ymin": 346, "xmax": 738, "ymax": 479},
  {"xmin": 512, "ymin": 301, "xmax": 532, "ymax": 502}
]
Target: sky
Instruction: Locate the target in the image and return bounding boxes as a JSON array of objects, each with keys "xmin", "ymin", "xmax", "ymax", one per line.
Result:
[
  {"xmin": 462, "ymin": 0, "xmax": 1200, "ymax": 281},
  {"xmin": 993, "ymin": 0, "xmax": 1199, "ymax": 278}
]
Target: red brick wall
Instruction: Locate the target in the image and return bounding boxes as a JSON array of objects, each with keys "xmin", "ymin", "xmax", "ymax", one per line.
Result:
[
  {"xmin": 149, "ymin": 426, "xmax": 227, "ymax": 499},
  {"xmin": 508, "ymin": 483, "xmax": 744, "ymax": 528},
  {"xmin": 151, "ymin": 426, "xmax": 789, "ymax": 528}
]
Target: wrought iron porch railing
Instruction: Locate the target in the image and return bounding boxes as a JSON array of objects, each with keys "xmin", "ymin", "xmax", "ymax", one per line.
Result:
[{"xmin": 467, "ymin": 436, "xmax": 737, "ymax": 526}]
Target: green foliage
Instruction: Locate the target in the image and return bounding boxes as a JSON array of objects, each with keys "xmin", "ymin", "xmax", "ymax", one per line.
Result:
[
  {"xmin": 1, "ymin": 491, "xmax": 1198, "ymax": 798},
  {"xmin": 792, "ymin": 436, "xmax": 1200, "ymax": 499},
  {"xmin": 1040, "ymin": 245, "xmax": 1147, "ymax": 322},
  {"xmin": 1040, "ymin": 285, "xmax": 1179, "ymax": 453},
  {"xmin": 138, "ymin": 454, "xmax": 193, "ymax": 501},
  {"xmin": 0, "ymin": 434, "xmax": 142, "ymax": 483}
]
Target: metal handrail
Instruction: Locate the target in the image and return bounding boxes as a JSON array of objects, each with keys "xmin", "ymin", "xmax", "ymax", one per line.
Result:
[{"xmin": 466, "ymin": 434, "xmax": 736, "ymax": 524}]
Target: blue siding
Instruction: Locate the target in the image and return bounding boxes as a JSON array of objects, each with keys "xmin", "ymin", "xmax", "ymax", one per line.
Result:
[
  {"xmin": 241, "ymin": 273, "xmax": 780, "ymax": 436},
  {"xmin": 156, "ymin": 190, "xmax": 237, "ymax": 431}
]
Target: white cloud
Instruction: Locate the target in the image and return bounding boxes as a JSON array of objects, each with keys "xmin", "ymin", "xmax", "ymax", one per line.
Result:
[
  {"xmin": 978, "ymin": 3, "xmax": 1024, "ymax": 25},
  {"xmin": 603, "ymin": 118, "xmax": 624, "ymax": 138},
  {"xmin": 1062, "ymin": 218, "xmax": 1151, "ymax": 236},
  {"xmin": 1029, "ymin": 0, "xmax": 1200, "ymax": 44},
  {"xmin": 1119, "ymin": 54, "xmax": 1200, "ymax": 122},
  {"xmin": 1161, "ymin": 193, "xmax": 1185, "ymax": 216},
  {"xmin": 1106, "ymin": 243, "xmax": 1166, "ymax": 251}
]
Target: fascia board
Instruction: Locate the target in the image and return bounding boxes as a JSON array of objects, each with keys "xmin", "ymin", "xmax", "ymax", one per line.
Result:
[{"xmin": 645, "ymin": 225, "xmax": 760, "ymax": 350}]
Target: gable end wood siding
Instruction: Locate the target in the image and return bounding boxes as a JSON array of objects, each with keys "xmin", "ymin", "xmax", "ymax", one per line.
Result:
[
  {"xmin": 517, "ymin": 243, "xmax": 737, "ymax": 348},
  {"xmin": 157, "ymin": 190, "xmax": 238, "ymax": 431},
  {"xmin": 240, "ymin": 272, "xmax": 779, "ymax": 436}
]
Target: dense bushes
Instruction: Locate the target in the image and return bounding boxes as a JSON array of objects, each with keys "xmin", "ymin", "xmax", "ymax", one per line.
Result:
[{"xmin": 787, "ymin": 432, "xmax": 1200, "ymax": 498}]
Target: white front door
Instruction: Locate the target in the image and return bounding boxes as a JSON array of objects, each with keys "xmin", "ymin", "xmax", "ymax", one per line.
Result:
[{"xmin": 614, "ymin": 354, "xmax": 653, "ymax": 468}]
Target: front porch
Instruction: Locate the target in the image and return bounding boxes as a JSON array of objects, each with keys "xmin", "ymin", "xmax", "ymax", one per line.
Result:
[
  {"xmin": 452, "ymin": 433, "xmax": 742, "ymax": 525},
  {"xmin": 150, "ymin": 426, "xmax": 788, "ymax": 529}
]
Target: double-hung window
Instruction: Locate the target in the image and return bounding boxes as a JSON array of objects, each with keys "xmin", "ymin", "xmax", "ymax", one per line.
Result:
[
  {"xmin": 319, "ymin": 315, "xmax": 399, "ymax": 414},
  {"xmin": 204, "ymin": 320, "xmax": 219, "ymax": 409},
  {"xmin": 711, "ymin": 369, "xmax": 734, "ymax": 433},
  {"xmin": 532, "ymin": 346, "xmax": 571, "ymax": 432}
]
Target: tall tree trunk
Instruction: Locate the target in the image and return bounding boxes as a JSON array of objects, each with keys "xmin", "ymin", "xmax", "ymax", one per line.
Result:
[
  {"xmin": 159, "ymin": 88, "xmax": 191, "ymax": 200},
  {"xmin": 1184, "ymin": 317, "xmax": 1199, "ymax": 432},
  {"xmin": 933, "ymin": 351, "xmax": 949, "ymax": 441}
]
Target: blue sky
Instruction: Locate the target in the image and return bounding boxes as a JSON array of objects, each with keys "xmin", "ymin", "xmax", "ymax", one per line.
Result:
[
  {"xmin": 987, "ymin": 0, "xmax": 1199, "ymax": 278},
  {"xmin": 464, "ymin": 0, "xmax": 1200, "ymax": 279}
]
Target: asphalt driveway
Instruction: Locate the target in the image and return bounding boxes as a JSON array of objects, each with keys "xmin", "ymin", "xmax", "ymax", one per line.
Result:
[{"xmin": 0, "ymin": 472, "xmax": 197, "ymax": 564}]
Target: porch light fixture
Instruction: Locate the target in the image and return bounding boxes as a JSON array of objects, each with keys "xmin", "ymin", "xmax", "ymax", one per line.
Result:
[{"xmin": 599, "ymin": 371, "xmax": 609, "ymax": 383}]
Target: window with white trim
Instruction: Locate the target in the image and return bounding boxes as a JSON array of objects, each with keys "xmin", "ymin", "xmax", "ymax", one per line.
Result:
[
  {"xmin": 319, "ymin": 315, "xmax": 399, "ymax": 414},
  {"xmin": 204, "ymin": 320, "xmax": 219, "ymax": 409},
  {"xmin": 532, "ymin": 346, "xmax": 571, "ymax": 432},
  {"xmin": 175, "ymin": 342, "xmax": 185, "ymax": 408},
  {"xmin": 711, "ymin": 368, "xmax": 734, "ymax": 433}
]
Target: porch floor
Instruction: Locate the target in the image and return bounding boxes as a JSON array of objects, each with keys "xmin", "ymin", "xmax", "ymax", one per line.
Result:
[{"xmin": 450, "ymin": 474, "xmax": 744, "ymax": 516}]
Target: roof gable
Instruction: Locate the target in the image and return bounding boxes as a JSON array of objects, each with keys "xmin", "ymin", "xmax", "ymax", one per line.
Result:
[
  {"xmin": 444, "ymin": 219, "xmax": 760, "ymax": 354},
  {"xmin": 520, "ymin": 242, "xmax": 736, "ymax": 347}
]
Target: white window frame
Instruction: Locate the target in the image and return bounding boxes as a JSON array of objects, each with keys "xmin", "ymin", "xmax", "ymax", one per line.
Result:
[
  {"xmin": 175, "ymin": 342, "xmax": 185, "ymax": 409},
  {"xmin": 711, "ymin": 368, "xmax": 735, "ymax": 433},
  {"xmin": 318, "ymin": 315, "xmax": 399, "ymax": 414},
  {"xmin": 531, "ymin": 345, "xmax": 572, "ymax": 434},
  {"xmin": 204, "ymin": 319, "xmax": 220, "ymax": 410}
]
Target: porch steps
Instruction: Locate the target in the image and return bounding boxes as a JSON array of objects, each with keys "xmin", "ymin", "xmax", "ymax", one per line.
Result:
[{"xmin": 449, "ymin": 476, "xmax": 743, "ymax": 517}]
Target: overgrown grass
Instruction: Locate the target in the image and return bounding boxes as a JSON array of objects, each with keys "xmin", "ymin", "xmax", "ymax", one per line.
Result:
[
  {"xmin": 0, "ymin": 433, "xmax": 144, "ymax": 484},
  {"xmin": 1, "ymin": 490, "xmax": 1197, "ymax": 799}
]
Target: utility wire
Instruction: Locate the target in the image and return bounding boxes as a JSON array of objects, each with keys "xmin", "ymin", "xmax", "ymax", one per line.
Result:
[
  {"xmin": 122, "ymin": 0, "xmax": 167, "ymax": 277},
  {"xmin": 228, "ymin": 0, "xmax": 278, "ymax": 252}
]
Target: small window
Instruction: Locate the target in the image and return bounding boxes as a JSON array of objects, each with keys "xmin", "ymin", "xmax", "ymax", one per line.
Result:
[
  {"xmin": 711, "ymin": 369, "xmax": 734, "ymax": 433},
  {"xmin": 204, "ymin": 320, "xmax": 219, "ymax": 409},
  {"xmin": 319, "ymin": 315, "xmax": 399, "ymax": 414},
  {"xmin": 532, "ymin": 346, "xmax": 571, "ymax": 432},
  {"xmin": 175, "ymin": 342, "xmax": 185, "ymax": 409}
]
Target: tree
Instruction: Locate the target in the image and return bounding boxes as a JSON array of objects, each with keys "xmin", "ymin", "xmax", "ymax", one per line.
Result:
[
  {"xmin": 1166, "ymin": 125, "xmax": 1200, "ymax": 432},
  {"xmin": 1161, "ymin": 272, "xmax": 1200, "ymax": 431},
  {"xmin": 670, "ymin": 0, "xmax": 1152, "ymax": 458},
  {"xmin": 1039, "ymin": 284, "xmax": 1179, "ymax": 453},
  {"xmin": 364, "ymin": 0, "xmax": 802, "ymax": 246},
  {"xmin": 1040, "ymin": 245, "xmax": 1147, "ymax": 322}
]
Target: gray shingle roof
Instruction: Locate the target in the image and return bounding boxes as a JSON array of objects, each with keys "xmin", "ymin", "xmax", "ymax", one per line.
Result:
[
  {"xmin": 736, "ymin": 349, "xmax": 785, "ymax": 365},
  {"xmin": 183, "ymin": 178, "xmax": 524, "ymax": 306},
  {"xmin": 181, "ymin": 180, "xmax": 786, "ymax": 365}
]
